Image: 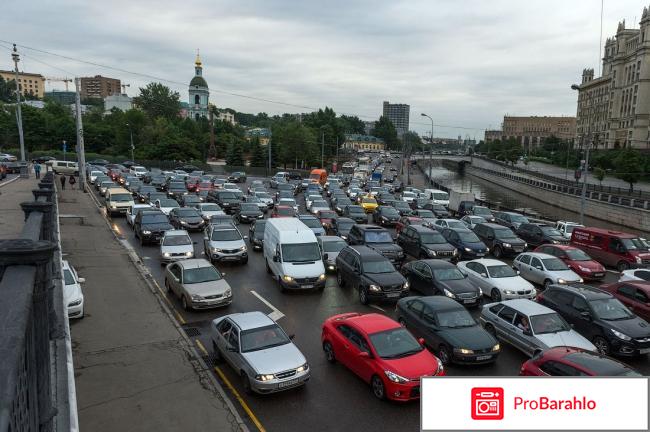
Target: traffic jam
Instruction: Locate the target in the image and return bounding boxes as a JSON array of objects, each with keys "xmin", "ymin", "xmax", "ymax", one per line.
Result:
[{"xmin": 80, "ymin": 153, "xmax": 650, "ymax": 427}]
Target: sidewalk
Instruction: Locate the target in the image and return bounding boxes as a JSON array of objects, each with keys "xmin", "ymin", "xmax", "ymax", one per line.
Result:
[
  {"xmin": 56, "ymin": 186, "xmax": 241, "ymax": 432},
  {"xmin": 0, "ymin": 175, "xmax": 39, "ymax": 239}
]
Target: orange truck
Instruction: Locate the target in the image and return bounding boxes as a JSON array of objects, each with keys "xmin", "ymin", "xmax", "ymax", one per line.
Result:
[{"xmin": 310, "ymin": 168, "xmax": 328, "ymax": 185}]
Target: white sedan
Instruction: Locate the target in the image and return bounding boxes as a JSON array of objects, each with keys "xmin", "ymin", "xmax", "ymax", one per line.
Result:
[
  {"xmin": 62, "ymin": 260, "xmax": 85, "ymax": 319},
  {"xmin": 619, "ymin": 269, "xmax": 650, "ymax": 283},
  {"xmin": 309, "ymin": 200, "xmax": 330, "ymax": 215},
  {"xmin": 457, "ymin": 258, "xmax": 536, "ymax": 302},
  {"xmin": 197, "ymin": 203, "xmax": 225, "ymax": 220}
]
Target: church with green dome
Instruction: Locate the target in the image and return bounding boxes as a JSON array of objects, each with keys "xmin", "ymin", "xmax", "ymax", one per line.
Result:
[{"xmin": 188, "ymin": 52, "xmax": 209, "ymax": 120}]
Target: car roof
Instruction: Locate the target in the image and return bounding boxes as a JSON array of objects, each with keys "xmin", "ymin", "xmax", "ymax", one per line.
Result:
[
  {"xmin": 212, "ymin": 224, "xmax": 238, "ymax": 231},
  {"xmin": 344, "ymin": 313, "xmax": 400, "ymax": 334},
  {"xmin": 549, "ymin": 283, "xmax": 612, "ymax": 300},
  {"xmin": 490, "ymin": 299, "xmax": 553, "ymax": 315},
  {"xmin": 409, "ymin": 225, "xmax": 436, "ymax": 233},
  {"xmin": 336, "ymin": 217, "xmax": 354, "ymax": 223},
  {"xmin": 480, "ymin": 223, "xmax": 509, "ymax": 230},
  {"xmin": 348, "ymin": 245, "xmax": 386, "ymax": 259},
  {"xmin": 177, "ymin": 258, "xmax": 212, "ymax": 269},
  {"xmin": 465, "ymin": 258, "xmax": 508, "ymax": 266},
  {"xmin": 163, "ymin": 229, "xmax": 189, "ymax": 236},
  {"xmin": 420, "ymin": 259, "xmax": 455, "ymax": 269},
  {"xmin": 417, "ymin": 295, "xmax": 464, "ymax": 310},
  {"xmin": 319, "ymin": 235, "xmax": 344, "ymax": 243},
  {"xmin": 521, "ymin": 252, "xmax": 554, "ymax": 259},
  {"xmin": 228, "ymin": 311, "xmax": 275, "ymax": 331},
  {"xmin": 573, "ymin": 226, "xmax": 636, "ymax": 238},
  {"xmin": 355, "ymin": 224, "xmax": 387, "ymax": 231},
  {"xmin": 536, "ymin": 244, "xmax": 573, "ymax": 251}
]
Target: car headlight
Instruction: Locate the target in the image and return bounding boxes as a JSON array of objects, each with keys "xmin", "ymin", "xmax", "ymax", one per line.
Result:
[
  {"xmin": 68, "ymin": 298, "xmax": 82, "ymax": 307},
  {"xmin": 240, "ymin": 246, "xmax": 247, "ymax": 252},
  {"xmin": 636, "ymin": 256, "xmax": 642, "ymax": 264},
  {"xmin": 504, "ymin": 290, "xmax": 515, "ymax": 295},
  {"xmin": 384, "ymin": 370, "xmax": 409, "ymax": 384},
  {"xmin": 180, "ymin": 220, "xmax": 188, "ymax": 225},
  {"xmin": 611, "ymin": 329, "xmax": 632, "ymax": 341},
  {"xmin": 454, "ymin": 348, "xmax": 474, "ymax": 355},
  {"xmin": 255, "ymin": 374, "xmax": 275, "ymax": 382},
  {"xmin": 368, "ymin": 284, "xmax": 381, "ymax": 292},
  {"xmin": 185, "ymin": 251, "xmax": 193, "ymax": 257},
  {"xmin": 190, "ymin": 294, "xmax": 203, "ymax": 301},
  {"xmin": 341, "ymin": 235, "xmax": 347, "ymax": 240},
  {"xmin": 142, "ymin": 230, "xmax": 152, "ymax": 235},
  {"xmin": 428, "ymin": 249, "xmax": 437, "ymax": 257},
  {"xmin": 328, "ymin": 265, "xmax": 335, "ymax": 270},
  {"xmin": 443, "ymin": 288, "xmax": 455, "ymax": 298},
  {"xmin": 524, "ymin": 243, "xmax": 528, "ymax": 248},
  {"xmin": 403, "ymin": 281, "xmax": 409, "ymax": 290},
  {"xmin": 282, "ymin": 275, "xmax": 294, "ymax": 282},
  {"xmin": 578, "ymin": 277, "xmax": 584, "ymax": 283},
  {"xmin": 318, "ymin": 273, "xmax": 326, "ymax": 280},
  {"xmin": 111, "ymin": 204, "xmax": 117, "ymax": 208},
  {"xmin": 212, "ymin": 247, "xmax": 222, "ymax": 253},
  {"xmin": 453, "ymin": 248, "xmax": 459, "ymax": 256},
  {"xmin": 464, "ymin": 247, "xmax": 471, "ymax": 252},
  {"xmin": 163, "ymin": 252, "xmax": 171, "ymax": 257},
  {"xmin": 224, "ymin": 288, "xmax": 232, "ymax": 297},
  {"xmin": 296, "ymin": 363, "xmax": 309, "ymax": 373},
  {"xmin": 397, "ymin": 251, "xmax": 404, "ymax": 257},
  {"xmin": 557, "ymin": 278, "xmax": 566, "ymax": 284},
  {"xmin": 552, "ymin": 240, "xmax": 558, "ymax": 244},
  {"xmin": 578, "ymin": 266, "xmax": 591, "ymax": 272},
  {"xmin": 502, "ymin": 242, "xmax": 512, "ymax": 248},
  {"xmin": 492, "ymin": 343, "xmax": 500, "ymax": 351}
]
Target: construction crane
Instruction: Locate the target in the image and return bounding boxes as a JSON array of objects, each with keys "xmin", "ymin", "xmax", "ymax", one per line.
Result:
[{"xmin": 46, "ymin": 77, "xmax": 73, "ymax": 91}]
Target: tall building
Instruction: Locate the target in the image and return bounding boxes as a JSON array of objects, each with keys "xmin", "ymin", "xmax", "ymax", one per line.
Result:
[
  {"xmin": 382, "ymin": 101, "xmax": 410, "ymax": 137},
  {"xmin": 574, "ymin": 11, "xmax": 650, "ymax": 150},
  {"xmin": 0, "ymin": 70, "xmax": 46, "ymax": 98},
  {"xmin": 502, "ymin": 116, "xmax": 576, "ymax": 152},
  {"xmin": 188, "ymin": 52, "xmax": 209, "ymax": 120},
  {"xmin": 80, "ymin": 75, "xmax": 121, "ymax": 99},
  {"xmin": 104, "ymin": 94, "xmax": 133, "ymax": 112},
  {"xmin": 484, "ymin": 130, "xmax": 503, "ymax": 143},
  {"xmin": 344, "ymin": 134, "xmax": 385, "ymax": 151},
  {"xmin": 44, "ymin": 90, "xmax": 76, "ymax": 105}
]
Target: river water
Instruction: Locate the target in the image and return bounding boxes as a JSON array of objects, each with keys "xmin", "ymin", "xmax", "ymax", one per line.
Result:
[{"xmin": 426, "ymin": 161, "xmax": 645, "ymax": 235}]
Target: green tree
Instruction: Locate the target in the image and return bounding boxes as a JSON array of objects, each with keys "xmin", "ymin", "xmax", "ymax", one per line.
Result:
[
  {"xmin": 338, "ymin": 115, "xmax": 366, "ymax": 134},
  {"xmin": 371, "ymin": 116, "xmax": 399, "ymax": 150},
  {"xmin": 0, "ymin": 76, "xmax": 17, "ymax": 103},
  {"xmin": 226, "ymin": 140, "xmax": 244, "ymax": 166},
  {"xmin": 132, "ymin": 82, "xmax": 181, "ymax": 120},
  {"xmin": 593, "ymin": 167, "xmax": 606, "ymax": 187},
  {"xmin": 614, "ymin": 148, "xmax": 643, "ymax": 193},
  {"xmin": 249, "ymin": 136, "xmax": 265, "ymax": 167}
]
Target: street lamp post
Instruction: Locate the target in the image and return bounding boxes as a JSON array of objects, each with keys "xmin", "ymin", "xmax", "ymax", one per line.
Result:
[
  {"xmin": 571, "ymin": 84, "xmax": 592, "ymax": 225},
  {"xmin": 126, "ymin": 123, "xmax": 134, "ymax": 162},
  {"xmin": 11, "ymin": 44, "xmax": 26, "ymax": 165},
  {"xmin": 421, "ymin": 113, "xmax": 434, "ymax": 185}
]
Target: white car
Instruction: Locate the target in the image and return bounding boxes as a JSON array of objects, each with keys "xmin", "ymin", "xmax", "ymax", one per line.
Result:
[
  {"xmin": 127, "ymin": 203, "xmax": 154, "ymax": 227},
  {"xmin": 433, "ymin": 218, "xmax": 466, "ymax": 232},
  {"xmin": 160, "ymin": 229, "xmax": 194, "ymax": 263},
  {"xmin": 401, "ymin": 191, "xmax": 417, "ymax": 203},
  {"xmin": 513, "ymin": 252, "xmax": 583, "ymax": 289},
  {"xmin": 309, "ymin": 200, "xmax": 330, "ymax": 215},
  {"xmin": 154, "ymin": 198, "xmax": 180, "ymax": 216},
  {"xmin": 555, "ymin": 221, "xmax": 584, "ymax": 239},
  {"xmin": 130, "ymin": 165, "xmax": 148, "ymax": 178},
  {"xmin": 460, "ymin": 215, "xmax": 487, "ymax": 230},
  {"xmin": 62, "ymin": 260, "xmax": 85, "ymax": 319},
  {"xmin": 619, "ymin": 269, "xmax": 650, "ymax": 283},
  {"xmin": 197, "ymin": 203, "xmax": 225, "ymax": 220},
  {"xmin": 278, "ymin": 198, "xmax": 299, "ymax": 213},
  {"xmin": 458, "ymin": 258, "xmax": 536, "ymax": 302},
  {"xmin": 89, "ymin": 170, "xmax": 104, "ymax": 184},
  {"xmin": 305, "ymin": 194, "xmax": 322, "ymax": 210},
  {"xmin": 254, "ymin": 191, "xmax": 274, "ymax": 208},
  {"xmin": 223, "ymin": 182, "xmax": 240, "ymax": 191}
]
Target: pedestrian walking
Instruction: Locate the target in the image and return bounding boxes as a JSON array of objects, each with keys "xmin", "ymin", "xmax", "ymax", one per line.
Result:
[
  {"xmin": 34, "ymin": 163, "xmax": 41, "ymax": 179},
  {"xmin": 60, "ymin": 174, "xmax": 66, "ymax": 190},
  {"xmin": 68, "ymin": 174, "xmax": 77, "ymax": 190}
]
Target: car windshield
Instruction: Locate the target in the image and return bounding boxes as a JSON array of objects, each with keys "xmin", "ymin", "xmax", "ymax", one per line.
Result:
[
  {"xmin": 169, "ymin": 183, "xmax": 185, "ymax": 189},
  {"xmin": 565, "ymin": 225, "xmax": 577, "ymax": 234},
  {"xmin": 322, "ymin": 240, "xmax": 347, "ymax": 253},
  {"xmin": 211, "ymin": 230, "xmax": 241, "ymax": 241},
  {"xmin": 540, "ymin": 226, "xmax": 563, "ymax": 236},
  {"xmin": 280, "ymin": 199, "xmax": 296, "ymax": 206},
  {"xmin": 364, "ymin": 231, "xmax": 393, "ymax": 243},
  {"xmin": 621, "ymin": 238, "xmax": 643, "ymax": 250},
  {"xmin": 369, "ymin": 327, "xmax": 423, "ymax": 359},
  {"xmin": 240, "ymin": 324, "xmax": 291, "ymax": 353},
  {"xmin": 319, "ymin": 211, "xmax": 336, "ymax": 219},
  {"xmin": 182, "ymin": 266, "xmax": 222, "ymax": 284},
  {"xmin": 256, "ymin": 193, "xmax": 271, "ymax": 199},
  {"xmin": 159, "ymin": 200, "xmax": 179, "ymax": 207},
  {"xmin": 201, "ymin": 205, "xmax": 221, "ymax": 212},
  {"xmin": 417, "ymin": 210, "xmax": 434, "ymax": 218},
  {"xmin": 301, "ymin": 218, "xmax": 321, "ymax": 228},
  {"xmin": 510, "ymin": 214, "xmax": 529, "ymax": 223},
  {"xmin": 433, "ymin": 193, "xmax": 448, "ymax": 200},
  {"xmin": 276, "ymin": 207, "xmax": 294, "ymax": 216},
  {"xmin": 111, "ymin": 193, "xmax": 132, "ymax": 202},
  {"xmin": 282, "ymin": 243, "xmax": 321, "ymax": 263},
  {"xmin": 436, "ymin": 309, "xmax": 476, "ymax": 328},
  {"xmin": 487, "ymin": 265, "xmax": 517, "ymax": 278},
  {"xmin": 312, "ymin": 200, "xmax": 328, "ymax": 208},
  {"xmin": 473, "ymin": 207, "xmax": 492, "ymax": 216},
  {"xmin": 433, "ymin": 268, "xmax": 465, "ymax": 281},
  {"xmin": 530, "ymin": 313, "xmax": 570, "ymax": 334},
  {"xmin": 565, "ymin": 249, "xmax": 592, "ymax": 261},
  {"xmin": 494, "ymin": 229, "xmax": 518, "ymax": 240},
  {"xmin": 541, "ymin": 258, "xmax": 569, "ymax": 271},
  {"xmin": 63, "ymin": 269, "xmax": 76, "ymax": 285},
  {"xmin": 337, "ymin": 221, "xmax": 354, "ymax": 230},
  {"xmin": 431, "ymin": 204, "xmax": 446, "ymax": 211},
  {"xmin": 421, "ymin": 232, "xmax": 447, "ymax": 244},
  {"xmin": 176, "ymin": 209, "xmax": 199, "ymax": 216},
  {"xmin": 589, "ymin": 298, "xmax": 634, "ymax": 320},
  {"xmin": 219, "ymin": 192, "xmax": 238, "ymax": 199},
  {"xmin": 348, "ymin": 206, "xmax": 364, "ymax": 214},
  {"xmin": 363, "ymin": 259, "xmax": 395, "ymax": 274},
  {"xmin": 393, "ymin": 202, "xmax": 409, "ymax": 209},
  {"xmin": 240, "ymin": 204, "xmax": 258, "ymax": 211},
  {"xmin": 142, "ymin": 214, "xmax": 169, "ymax": 224},
  {"xmin": 163, "ymin": 235, "xmax": 191, "ymax": 246},
  {"xmin": 458, "ymin": 231, "xmax": 480, "ymax": 242}
]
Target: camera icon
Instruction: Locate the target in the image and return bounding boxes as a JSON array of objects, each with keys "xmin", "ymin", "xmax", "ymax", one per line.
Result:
[{"xmin": 471, "ymin": 387, "xmax": 504, "ymax": 420}]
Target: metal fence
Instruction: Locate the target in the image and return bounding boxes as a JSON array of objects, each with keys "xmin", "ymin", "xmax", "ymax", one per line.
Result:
[{"xmin": 0, "ymin": 171, "xmax": 76, "ymax": 432}]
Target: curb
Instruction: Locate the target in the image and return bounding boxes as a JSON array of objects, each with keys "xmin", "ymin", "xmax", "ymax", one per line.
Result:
[
  {"xmin": 83, "ymin": 183, "xmax": 250, "ymax": 432},
  {"xmin": 0, "ymin": 175, "xmax": 20, "ymax": 188}
]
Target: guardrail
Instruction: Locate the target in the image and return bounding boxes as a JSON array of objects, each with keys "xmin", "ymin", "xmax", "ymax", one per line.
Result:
[{"xmin": 0, "ymin": 171, "xmax": 77, "ymax": 432}]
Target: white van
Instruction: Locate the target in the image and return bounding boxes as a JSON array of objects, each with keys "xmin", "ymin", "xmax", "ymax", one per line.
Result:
[
  {"xmin": 423, "ymin": 189, "xmax": 450, "ymax": 207},
  {"xmin": 264, "ymin": 218, "xmax": 326, "ymax": 292},
  {"xmin": 130, "ymin": 165, "xmax": 147, "ymax": 178},
  {"xmin": 105, "ymin": 187, "xmax": 135, "ymax": 216},
  {"xmin": 51, "ymin": 160, "xmax": 79, "ymax": 175}
]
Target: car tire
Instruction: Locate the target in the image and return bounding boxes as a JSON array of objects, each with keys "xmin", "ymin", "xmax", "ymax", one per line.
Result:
[
  {"xmin": 493, "ymin": 246, "xmax": 503, "ymax": 259},
  {"xmin": 359, "ymin": 286, "xmax": 369, "ymax": 305},
  {"xmin": 484, "ymin": 323, "xmax": 497, "ymax": 337},
  {"xmin": 616, "ymin": 261, "xmax": 630, "ymax": 272},
  {"xmin": 543, "ymin": 279, "xmax": 552, "ymax": 290},
  {"xmin": 241, "ymin": 372, "xmax": 253, "ymax": 395},
  {"xmin": 592, "ymin": 336, "xmax": 610, "ymax": 355},
  {"xmin": 266, "ymin": 259, "xmax": 271, "ymax": 274},
  {"xmin": 181, "ymin": 295, "xmax": 190, "ymax": 311},
  {"xmin": 337, "ymin": 271, "xmax": 345, "ymax": 287},
  {"xmin": 371, "ymin": 375, "xmax": 386, "ymax": 400},
  {"xmin": 490, "ymin": 288, "xmax": 502, "ymax": 302},
  {"xmin": 323, "ymin": 341, "xmax": 336, "ymax": 363},
  {"xmin": 437, "ymin": 345, "xmax": 452, "ymax": 365}
]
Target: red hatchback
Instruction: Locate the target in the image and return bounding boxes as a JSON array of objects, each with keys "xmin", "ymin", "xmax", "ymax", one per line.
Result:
[
  {"xmin": 534, "ymin": 244, "xmax": 606, "ymax": 280},
  {"xmin": 321, "ymin": 313, "xmax": 444, "ymax": 401},
  {"xmin": 197, "ymin": 181, "xmax": 214, "ymax": 192},
  {"xmin": 600, "ymin": 281, "xmax": 650, "ymax": 322},
  {"xmin": 520, "ymin": 347, "xmax": 640, "ymax": 376},
  {"xmin": 317, "ymin": 210, "xmax": 338, "ymax": 230}
]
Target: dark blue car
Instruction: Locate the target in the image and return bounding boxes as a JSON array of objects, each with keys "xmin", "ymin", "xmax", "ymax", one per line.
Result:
[{"xmin": 441, "ymin": 227, "xmax": 489, "ymax": 260}]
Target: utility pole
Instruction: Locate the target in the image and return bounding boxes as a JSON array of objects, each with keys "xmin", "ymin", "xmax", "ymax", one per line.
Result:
[
  {"xmin": 127, "ymin": 123, "xmax": 135, "ymax": 162},
  {"xmin": 421, "ymin": 113, "xmax": 434, "ymax": 185},
  {"xmin": 335, "ymin": 136, "xmax": 339, "ymax": 165},
  {"xmin": 571, "ymin": 83, "xmax": 591, "ymax": 225},
  {"xmin": 74, "ymin": 78, "xmax": 87, "ymax": 192},
  {"xmin": 12, "ymin": 44, "xmax": 26, "ymax": 166},
  {"xmin": 267, "ymin": 135, "xmax": 272, "ymax": 176},
  {"xmin": 321, "ymin": 130, "xmax": 325, "ymax": 169},
  {"xmin": 209, "ymin": 108, "xmax": 215, "ymax": 160}
]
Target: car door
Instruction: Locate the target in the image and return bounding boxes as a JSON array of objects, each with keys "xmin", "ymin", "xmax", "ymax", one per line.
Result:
[
  {"xmin": 633, "ymin": 288, "xmax": 650, "ymax": 322},
  {"xmin": 420, "ymin": 305, "xmax": 443, "ymax": 348},
  {"xmin": 462, "ymin": 262, "xmax": 482, "ymax": 286},
  {"xmin": 407, "ymin": 262, "xmax": 426, "ymax": 294},
  {"xmin": 331, "ymin": 324, "xmax": 355, "ymax": 369},
  {"xmin": 402, "ymin": 299, "xmax": 425, "ymax": 337},
  {"xmin": 529, "ymin": 257, "xmax": 544, "ymax": 284},
  {"xmin": 564, "ymin": 293, "xmax": 594, "ymax": 339},
  {"xmin": 471, "ymin": 262, "xmax": 491, "ymax": 293},
  {"xmin": 346, "ymin": 327, "xmax": 374, "ymax": 381},
  {"xmin": 404, "ymin": 228, "xmax": 417, "ymax": 256},
  {"xmin": 494, "ymin": 305, "xmax": 517, "ymax": 346},
  {"xmin": 511, "ymin": 312, "xmax": 538, "ymax": 355},
  {"xmin": 214, "ymin": 319, "xmax": 234, "ymax": 365},
  {"xmin": 615, "ymin": 284, "xmax": 638, "ymax": 313},
  {"xmin": 168, "ymin": 263, "xmax": 182, "ymax": 297},
  {"xmin": 223, "ymin": 326, "xmax": 243, "ymax": 371}
]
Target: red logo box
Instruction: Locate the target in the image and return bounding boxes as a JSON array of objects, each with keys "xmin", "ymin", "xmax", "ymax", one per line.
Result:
[{"xmin": 471, "ymin": 387, "xmax": 504, "ymax": 420}]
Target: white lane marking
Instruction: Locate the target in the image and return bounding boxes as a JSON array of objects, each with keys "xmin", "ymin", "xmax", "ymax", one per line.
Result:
[
  {"xmin": 250, "ymin": 290, "xmax": 285, "ymax": 321},
  {"xmin": 369, "ymin": 304, "xmax": 385, "ymax": 312},
  {"xmin": 606, "ymin": 270, "xmax": 620, "ymax": 275}
]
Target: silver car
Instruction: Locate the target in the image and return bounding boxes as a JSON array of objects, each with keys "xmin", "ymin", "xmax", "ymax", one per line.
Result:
[
  {"xmin": 317, "ymin": 235, "xmax": 347, "ymax": 272},
  {"xmin": 513, "ymin": 252, "xmax": 583, "ymax": 289},
  {"xmin": 479, "ymin": 299, "xmax": 596, "ymax": 357},
  {"xmin": 164, "ymin": 258, "xmax": 232, "ymax": 310},
  {"xmin": 210, "ymin": 311, "xmax": 310, "ymax": 394},
  {"xmin": 460, "ymin": 215, "xmax": 487, "ymax": 230},
  {"xmin": 203, "ymin": 224, "xmax": 248, "ymax": 264},
  {"xmin": 160, "ymin": 229, "xmax": 194, "ymax": 263},
  {"xmin": 197, "ymin": 203, "xmax": 225, "ymax": 221}
]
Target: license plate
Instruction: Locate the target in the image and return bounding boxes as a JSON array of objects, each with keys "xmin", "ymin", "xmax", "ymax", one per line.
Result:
[
  {"xmin": 475, "ymin": 355, "xmax": 492, "ymax": 361},
  {"xmin": 278, "ymin": 379, "xmax": 300, "ymax": 389},
  {"xmin": 476, "ymin": 253, "xmax": 485, "ymax": 257},
  {"xmin": 640, "ymin": 348, "xmax": 650, "ymax": 354},
  {"xmin": 386, "ymin": 292, "xmax": 400, "ymax": 298},
  {"xmin": 593, "ymin": 273, "xmax": 604, "ymax": 278},
  {"xmin": 463, "ymin": 299, "xmax": 475, "ymax": 304},
  {"xmin": 224, "ymin": 256, "xmax": 238, "ymax": 260},
  {"xmin": 302, "ymin": 284, "xmax": 313, "ymax": 289}
]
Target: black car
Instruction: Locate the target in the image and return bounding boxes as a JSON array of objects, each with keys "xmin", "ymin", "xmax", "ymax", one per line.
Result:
[
  {"xmin": 134, "ymin": 210, "xmax": 173, "ymax": 245},
  {"xmin": 391, "ymin": 200, "xmax": 413, "ymax": 216},
  {"xmin": 167, "ymin": 181, "xmax": 188, "ymax": 199},
  {"xmin": 335, "ymin": 245, "xmax": 408, "ymax": 305},
  {"xmin": 248, "ymin": 219, "xmax": 266, "ymax": 251},
  {"xmin": 423, "ymin": 203, "xmax": 450, "ymax": 218},
  {"xmin": 342, "ymin": 205, "xmax": 367, "ymax": 224},
  {"xmin": 517, "ymin": 223, "xmax": 569, "ymax": 247},
  {"xmin": 150, "ymin": 175, "xmax": 167, "ymax": 190},
  {"xmin": 228, "ymin": 171, "xmax": 247, "ymax": 183},
  {"xmin": 537, "ymin": 284, "xmax": 650, "ymax": 357},
  {"xmin": 401, "ymin": 260, "xmax": 482, "ymax": 307},
  {"xmin": 329, "ymin": 217, "xmax": 355, "ymax": 241},
  {"xmin": 333, "ymin": 197, "xmax": 353, "ymax": 215},
  {"xmin": 168, "ymin": 207, "xmax": 205, "ymax": 231},
  {"xmin": 208, "ymin": 190, "xmax": 241, "ymax": 214},
  {"xmin": 175, "ymin": 164, "xmax": 202, "ymax": 173},
  {"xmin": 137, "ymin": 185, "xmax": 157, "ymax": 203},
  {"xmin": 87, "ymin": 158, "xmax": 110, "ymax": 166},
  {"xmin": 494, "ymin": 211, "xmax": 530, "ymax": 231},
  {"xmin": 236, "ymin": 203, "xmax": 264, "ymax": 223},
  {"xmin": 469, "ymin": 205, "xmax": 496, "ymax": 222},
  {"xmin": 473, "ymin": 223, "xmax": 527, "ymax": 258},
  {"xmin": 179, "ymin": 194, "xmax": 202, "ymax": 208},
  {"xmin": 441, "ymin": 228, "xmax": 489, "ymax": 260},
  {"xmin": 397, "ymin": 225, "xmax": 457, "ymax": 260},
  {"xmin": 395, "ymin": 296, "xmax": 499, "ymax": 365},
  {"xmin": 347, "ymin": 224, "xmax": 404, "ymax": 266},
  {"xmin": 372, "ymin": 206, "xmax": 401, "ymax": 227}
]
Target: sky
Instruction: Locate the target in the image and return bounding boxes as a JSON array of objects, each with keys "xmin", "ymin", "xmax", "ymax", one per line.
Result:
[{"xmin": 1, "ymin": 0, "xmax": 648, "ymax": 138}]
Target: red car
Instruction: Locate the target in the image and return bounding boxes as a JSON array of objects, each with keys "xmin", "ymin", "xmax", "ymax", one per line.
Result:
[
  {"xmin": 317, "ymin": 210, "xmax": 338, "ymax": 230},
  {"xmin": 197, "ymin": 181, "xmax": 214, "ymax": 192},
  {"xmin": 186, "ymin": 177, "xmax": 201, "ymax": 192},
  {"xmin": 600, "ymin": 281, "xmax": 650, "ymax": 322},
  {"xmin": 321, "ymin": 312, "xmax": 444, "ymax": 401},
  {"xmin": 533, "ymin": 244, "xmax": 606, "ymax": 280},
  {"xmin": 520, "ymin": 347, "xmax": 640, "ymax": 376},
  {"xmin": 271, "ymin": 205, "xmax": 295, "ymax": 218},
  {"xmin": 395, "ymin": 216, "xmax": 424, "ymax": 236}
]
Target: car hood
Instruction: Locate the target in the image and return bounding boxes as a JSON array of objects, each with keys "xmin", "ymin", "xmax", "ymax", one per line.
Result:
[
  {"xmin": 547, "ymin": 235, "xmax": 567, "ymax": 243},
  {"xmin": 381, "ymin": 349, "xmax": 439, "ymax": 379},
  {"xmin": 308, "ymin": 227, "xmax": 326, "ymax": 235},
  {"xmin": 63, "ymin": 282, "xmax": 82, "ymax": 304},
  {"xmin": 143, "ymin": 222, "xmax": 174, "ymax": 231},
  {"xmin": 180, "ymin": 216, "xmax": 203, "ymax": 224},
  {"xmin": 202, "ymin": 210, "xmax": 225, "ymax": 217},
  {"xmin": 569, "ymin": 260, "xmax": 605, "ymax": 272},
  {"xmin": 536, "ymin": 331, "xmax": 595, "ymax": 351},
  {"xmin": 463, "ymin": 241, "xmax": 487, "ymax": 250},
  {"xmin": 604, "ymin": 316, "xmax": 650, "ymax": 338},
  {"xmin": 492, "ymin": 276, "xmax": 535, "ymax": 291},
  {"xmin": 547, "ymin": 269, "xmax": 581, "ymax": 281},
  {"xmin": 366, "ymin": 271, "xmax": 406, "ymax": 286},
  {"xmin": 368, "ymin": 243, "xmax": 402, "ymax": 254},
  {"xmin": 439, "ymin": 279, "xmax": 479, "ymax": 295},
  {"xmin": 184, "ymin": 279, "xmax": 230, "ymax": 296},
  {"xmin": 438, "ymin": 326, "xmax": 497, "ymax": 350},
  {"xmin": 282, "ymin": 261, "xmax": 326, "ymax": 278},
  {"xmin": 424, "ymin": 243, "xmax": 455, "ymax": 252},
  {"xmin": 208, "ymin": 239, "xmax": 245, "ymax": 248},
  {"xmin": 240, "ymin": 211, "xmax": 262, "ymax": 216},
  {"xmin": 243, "ymin": 343, "xmax": 306, "ymax": 375},
  {"xmin": 161, "ymin": 244, "xmax": 193, "ymax": 254}
]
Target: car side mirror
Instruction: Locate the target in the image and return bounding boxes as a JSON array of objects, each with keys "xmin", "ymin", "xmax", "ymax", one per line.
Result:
[
  {"xmin": 418, "ymin": 338, "xmax": 425, "ymax": 346},
  {"xmin": 535, "ymin": 266, "xmax": 543, "ymax": 271},
  {"xmin": 480, "ymin": 273, "xmax": 488, "ymax": 278},
  {"xmin": 203, "ymin": 236, "xmax": 209, "ymax": 240},
  {"xmin": 580, "ymin": 311, "xmax": 592, "ymax": 321},
  {"xmin": 78, "ymin": 277, "xmax": 86, "ymax": 283},
  {"xmin": 516, "ymin": 270, "xmax": 521, "ymax": 275}
]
